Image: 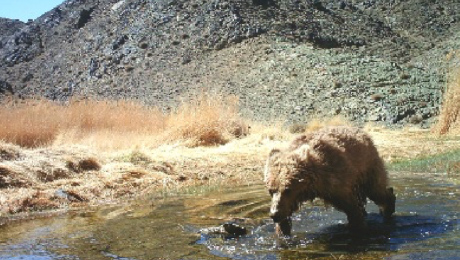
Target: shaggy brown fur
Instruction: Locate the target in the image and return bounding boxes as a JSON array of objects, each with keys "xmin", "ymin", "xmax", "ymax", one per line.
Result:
[{"xmin": 264, "ymin": 126, "xmax": 395, "ymax": 236}]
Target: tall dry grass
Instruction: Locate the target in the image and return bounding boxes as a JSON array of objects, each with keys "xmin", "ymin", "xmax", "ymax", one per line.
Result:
[
  {"xmin": 0, "ymin": 94, "xmax": 247, "ymax": 149},
  {"xmin": 0, "ymin": 100, "xmax": 63, "ymax": 147},
  {"xmin": 0, "ymin": 99, "xmax": 165, "ymax": 148},
  {"xmin": 434, "ymin": 68, "xmax": 460, "ymax": 135},
  {"xmin": 166, "ymin": 94, "xmax": 246, "ymax": 146}
]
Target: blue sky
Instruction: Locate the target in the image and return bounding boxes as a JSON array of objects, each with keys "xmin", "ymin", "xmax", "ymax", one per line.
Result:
[{"xmin": 0, "ymin": 0, "xmax": 64, "ymax": 22}]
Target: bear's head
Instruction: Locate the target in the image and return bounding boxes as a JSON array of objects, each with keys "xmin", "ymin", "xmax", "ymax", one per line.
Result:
[
  {"xmin": 381, "ymin": 187, "xmax": 396, "ymax": 221},
  {"xmin": 264, "ymin": 144, "xmax": 312, "ymax": 234}
]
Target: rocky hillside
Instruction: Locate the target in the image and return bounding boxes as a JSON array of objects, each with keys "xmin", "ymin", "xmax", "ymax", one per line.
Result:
[
  {"xmin": 1, "ymin": 0, "xmax": 460, "ymax": 126},
  {"xmin": 0, "ymin": 18, "xmax": 25, "ymax": 37}
]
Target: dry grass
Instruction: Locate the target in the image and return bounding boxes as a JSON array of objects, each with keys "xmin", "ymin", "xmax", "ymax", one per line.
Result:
[
  {"xmin": 287, "ymin": 116, "xmax": 353, "ymax": 134},
  {"xmin": 0, "ymin": 99, "xmax": 165, "ymax": 148},
  {"xmin": 0, "ymin": 93, "xmax": 253, "ymax": 216},
  {"xmin": 365, "ymin": 124, "xmax": 460, "ymax": 162},
  {"xmin": 165, "ymin": 93, "xmax": 248, "ymax": 147},
  {"xmin": 0, "ymin": 164, "xmax": 30, "ymax": 188},
  {"xmin": 0, "ymin": 100, "xmax": 64, "ymax": 147},
  {"xmin": 66, "ymin": 157, "xmax": 101, "ymax": 172},
  {"xmin": 434, "ymin": 67, "xmax": 460, "ymax": 135},
  {"xmin": 305, "ymin": 115, "xmax": 353, "ymax": 133},
  {"xmin": 0, "ymin": 94, "xmax": 248, "ymax": 149}
]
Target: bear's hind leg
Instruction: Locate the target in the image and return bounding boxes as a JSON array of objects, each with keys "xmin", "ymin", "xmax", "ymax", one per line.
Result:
[{"xmin": 333, "ymin": 195, "xmax": 367, "ymax": 232}]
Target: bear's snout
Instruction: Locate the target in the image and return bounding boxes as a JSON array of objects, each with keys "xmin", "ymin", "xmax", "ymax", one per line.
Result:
[
  {"xmin": 270, "ymin": 212, "xmax": 283, "ymax": 223},
  {"xmin": 269, "ymin": 192, "xmax": 286, "ymax": 222}
]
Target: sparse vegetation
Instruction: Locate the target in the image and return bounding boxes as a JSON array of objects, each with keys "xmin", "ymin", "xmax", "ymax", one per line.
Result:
[
  {"xmin": 388, "ymin": 149, "xmax": 460, "ymax": 175},
  {"xmin": 287, "ymin": 116, "xmax": 353, "ymax": 134},
  {"xmin": 288, "ymin": 123, "xmax": 307, "ymax": 134},
  {"xmin": 304, "ymin": 116, "xmax": 353, "ymax": 133},
  {"xmin": 66, "ymin": 157, "xmax": 101, "ymax": 172},
  {"xmin": 121, "ymin": 150, "xmax": 152, "ymax": 165}
]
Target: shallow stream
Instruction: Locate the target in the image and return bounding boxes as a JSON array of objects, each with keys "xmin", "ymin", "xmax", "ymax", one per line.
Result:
[{"xmin": 1, "ymin": 173, "xmax": 459, "ymax": 260}]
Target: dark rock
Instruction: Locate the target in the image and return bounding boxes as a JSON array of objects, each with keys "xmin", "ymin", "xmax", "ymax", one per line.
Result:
[
  {"xmin": 0, "ymin": 24, "xmax": 43, "ymax": 66},
  {"xmin": 138, "ymin": 42, "xmax": 149, "ymax": 49},
  {"xmin": 0, "ymin": 80, "xmax": 13, "ymax": 95},
  {"xmin": 394, "ymin": 108, "xmax": 417, "ymax": 123},
  {"xmin": 112, "ymin": 35, "xmax": 129, "ymax": 50},
  {"xmin": 252, "ymin": 0, "xmax": 276, "ymax": 7},
  {"xmin": 181, "ymin": 56, "xmax": 192, "ymax": 64},
  {"xmin": 76, "ymin": 7, "xmax": 95, "ymax": 29},
  {"xmin": 223, "ymin": 223, "xmax": 247, "ymax": 236},
  {"xmin": 21, "ymin": 73, "xmax": 34, "ymax": 83},
  {"xmin": 0, "ymin": 18, "xmax": 25, "ymax": 37},
  {"xmin": 89, "ymin": 58, "xmax": 99, "ymax": 77}
]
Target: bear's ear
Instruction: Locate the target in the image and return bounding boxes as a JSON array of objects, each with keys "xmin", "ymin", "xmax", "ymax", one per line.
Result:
[
  {"xmin": 293, "ymin": 144, "xmax": 310, "ymax": 161},
  {"xmin": 265, "ymin": 149, "xmax": 281, "ymax": 184},
  {"xmin": 269, "ymin": 148, "xmax": 281, "ymax": 158}
]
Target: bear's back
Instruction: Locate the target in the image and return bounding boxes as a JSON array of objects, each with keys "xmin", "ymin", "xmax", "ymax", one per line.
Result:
[{"xmin": 292, "ymin": 126, "xmax": 380, "ymax": 173}]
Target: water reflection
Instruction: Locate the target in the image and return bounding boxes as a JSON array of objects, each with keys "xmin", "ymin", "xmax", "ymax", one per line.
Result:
[
  {"xmin": 0, "ymin": 174, "xmax": 458, "ymax": 260},
  {"xmin": 196, "ymin": 175, "xmax": 460, "ymax": 259}
]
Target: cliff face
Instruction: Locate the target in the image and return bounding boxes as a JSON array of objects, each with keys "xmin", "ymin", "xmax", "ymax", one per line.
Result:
[{"xmin": 1, "ymin": 0, "xmax": 460, "ymax": 125}]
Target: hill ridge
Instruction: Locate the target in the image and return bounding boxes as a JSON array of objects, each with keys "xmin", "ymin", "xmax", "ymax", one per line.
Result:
[{"xmin": 1, "ymin": 0, "xmax": 460, "ymax": 125}]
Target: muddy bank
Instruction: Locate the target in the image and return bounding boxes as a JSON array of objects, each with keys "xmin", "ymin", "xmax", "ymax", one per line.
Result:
[{"xmin": 0, "ymin": 140, "xmax": 266, "ymax": 219}]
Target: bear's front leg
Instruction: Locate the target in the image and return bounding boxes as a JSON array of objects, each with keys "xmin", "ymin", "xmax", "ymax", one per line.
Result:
[
  {"xmin": 344, "ymin": 205, "xmax": 367, "ymax": 233},
  {"xmin": 275, "ymin": 218, "xmax": 292, "ymax": 236}
]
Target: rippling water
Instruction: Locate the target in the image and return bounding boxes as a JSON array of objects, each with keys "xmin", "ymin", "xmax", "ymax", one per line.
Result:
[{"xmin": 0, "ymin": 173, "xmax": 459, "ymax": 260}]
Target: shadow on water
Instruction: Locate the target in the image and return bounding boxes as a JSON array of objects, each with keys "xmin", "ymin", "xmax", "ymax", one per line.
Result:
[
  {"xmin": 196, "ymin": 174, "xmax": 460, "ymax": 260},
  {"xmin": 0, "ymin": 173, "xmax": 459, "ymax": 260},
  {"xmin": 197, "ymin": 210, "xmax": 458, "ymax": 260}
]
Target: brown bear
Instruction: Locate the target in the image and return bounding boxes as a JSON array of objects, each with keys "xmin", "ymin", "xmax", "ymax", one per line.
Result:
[{"xmin": 264, "ymin": 126, "xmax": 395, "ymax": 236}]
